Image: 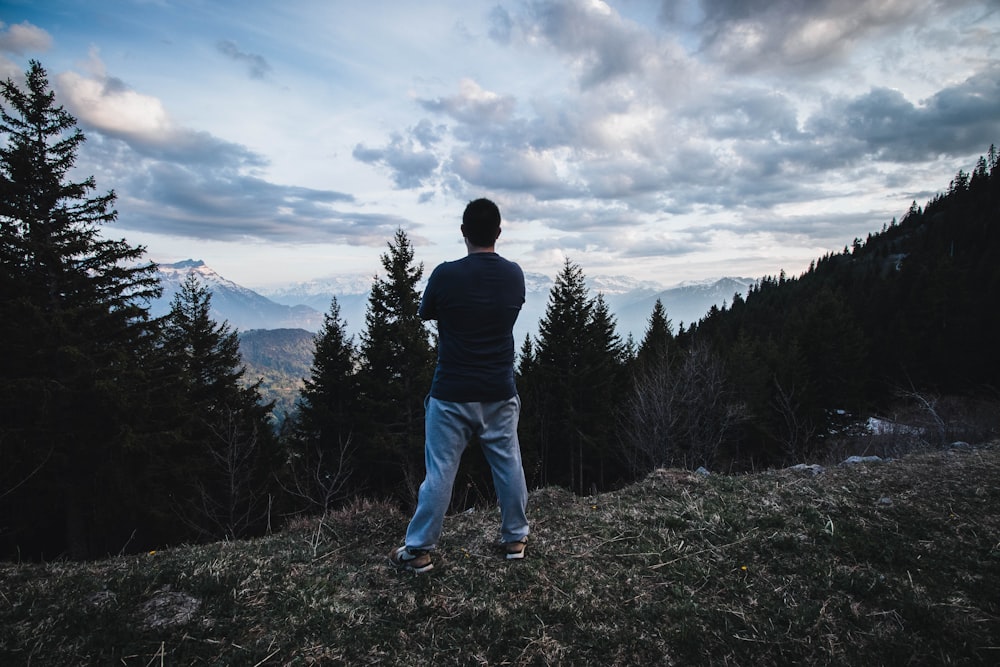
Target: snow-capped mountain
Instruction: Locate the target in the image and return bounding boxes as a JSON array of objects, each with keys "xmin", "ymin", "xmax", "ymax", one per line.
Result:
[
  {"xmin": 152, "ymin": 259, "xmax": 757, "ymax": 342},
  {"xmin": 150, "ymin": 260, "xmax": 325, "ymax": 332},
  {"xmin": 261, "ymin": 274, "xmax": 375, "ymax": 307},
  {"xmin": 615, "ymin": 276, "xmax": 757, "ymax": 335},
  {"xmin": 261, "ymin": 272, "xmax": 755, "ymax": 345},
  {"xmin": 515, "ymin": 272, "xmax": 755, "ymax": 342},
  {"xmin": 256, "ymin": 275, "xmax": 373, "ymax": 339},
  {"xmin": 514, "ymin": 272, "xmax": 666, "ymax": 344},
  {"xmin": 256, "ymin": 271, "xmax": 672, "ymax": 342}
]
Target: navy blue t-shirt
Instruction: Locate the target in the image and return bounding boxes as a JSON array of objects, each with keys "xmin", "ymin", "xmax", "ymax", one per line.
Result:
[{"xmin": 419, "ymin": 252, "xmax": 525, "ymax": 402}]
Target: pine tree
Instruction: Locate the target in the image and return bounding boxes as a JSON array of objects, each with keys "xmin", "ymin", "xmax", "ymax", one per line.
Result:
[
  {"xmin": 532, "ymin": 259, "xmax": 594, "ymax": 491},
  {"xmin": 514, "ymin": 333, "xmax": 543, "ymax": 486},
  {"xmin": 579, "ymin": 292, "xmax": 628, "ymax": 489},
  {"xmin": 636, "ymin": 298, "xmax": 674, "ymax": 371},
  {"xmin": 286, "ymin": 296, "xmax": 358, "ymax": 511},
  {"xmin": 0, "ymin": 61, "xmax": 161, "ymax": 559},
  {"xmin": 356, "ymin": 229, "xmax": 434, "ymax": 500},
  {"xmin": 797, "ymin": 288, "xmax": 868, "ymax": 420},
  {"xmin": 160, "ymin": 273, "xmax": 278, "ymax": 541}
]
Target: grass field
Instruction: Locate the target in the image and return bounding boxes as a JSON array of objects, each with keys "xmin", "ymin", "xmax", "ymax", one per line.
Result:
[{"xmin": 2, "ymin": 441, "xmax": 998, "ymax": 665}]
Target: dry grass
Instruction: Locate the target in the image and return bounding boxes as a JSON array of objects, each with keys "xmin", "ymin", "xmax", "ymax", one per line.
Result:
[{"xmin": 2, "ymin": 442, "xmax": 999, "ymax": 665}]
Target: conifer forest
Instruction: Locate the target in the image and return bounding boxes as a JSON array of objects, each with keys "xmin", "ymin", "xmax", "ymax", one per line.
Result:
[{"xmin": 2, "ymin": 61, "xmax": 998, "ymax": 561}]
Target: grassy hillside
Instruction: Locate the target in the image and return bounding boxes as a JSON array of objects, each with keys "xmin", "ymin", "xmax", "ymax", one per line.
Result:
[{"xmin": 2, "ymin": 442, "xmax": 998, "ymax": 665}]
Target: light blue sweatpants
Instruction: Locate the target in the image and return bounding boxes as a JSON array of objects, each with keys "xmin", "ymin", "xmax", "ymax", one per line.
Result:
[{"xmin": 405, "ymin": 395, "xmax": 529, "ymax": 550}]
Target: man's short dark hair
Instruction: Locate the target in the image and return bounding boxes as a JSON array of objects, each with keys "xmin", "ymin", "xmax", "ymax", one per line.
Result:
[{"xmin": 463, "ymin": 198, "xmax": 501, "ymax": 248}]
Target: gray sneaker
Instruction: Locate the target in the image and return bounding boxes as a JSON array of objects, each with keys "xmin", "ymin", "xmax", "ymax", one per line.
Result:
[
  {"xmin": 503, "ymin": 538, "xmax": 528, "ymax": 560},
  {"xmin": 389, "ymin": 546, "xmax": 434, "ymax": 573}
]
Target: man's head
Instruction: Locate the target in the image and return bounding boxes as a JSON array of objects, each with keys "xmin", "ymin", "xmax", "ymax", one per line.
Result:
[{"xmin": 462, "ymin": 198, "xmax": 502, "ymax": 249}]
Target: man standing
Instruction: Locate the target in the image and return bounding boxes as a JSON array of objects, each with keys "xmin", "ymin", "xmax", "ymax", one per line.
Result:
[{"xmin": 389, "ymin": 198, "xmax": 530, "ymax": 573}]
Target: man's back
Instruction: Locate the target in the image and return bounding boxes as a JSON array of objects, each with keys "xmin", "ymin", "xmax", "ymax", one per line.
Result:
[
  {"xmin": 419, "ymin": 252, "xmax": 525, "ymax": 403},
  {"xmin": 390, "ymin": 197, "xmax": 530, "ymax": 572}
]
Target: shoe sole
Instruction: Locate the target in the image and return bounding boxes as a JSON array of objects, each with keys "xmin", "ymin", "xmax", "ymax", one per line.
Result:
[
  {"xmin": 389, "ymin": 547, "xmax": 434, "ymax": 573},
  {"xmin": 504, "ymin": 541, "xmax": 527, "ymax": 560},
  {"xmin": 403, "ymin": 562, "xmax": 434, "ymax": 573}
]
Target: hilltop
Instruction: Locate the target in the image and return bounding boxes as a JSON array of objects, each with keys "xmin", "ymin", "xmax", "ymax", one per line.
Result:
[{"xmin": 3, "ymin": 441, "xmax": 998, "ymax": 665}]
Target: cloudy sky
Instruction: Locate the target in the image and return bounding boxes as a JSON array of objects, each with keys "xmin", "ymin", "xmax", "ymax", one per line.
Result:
[{"xmin": 1, "ymin": 1, "xmax": 998, "ymax": 289}]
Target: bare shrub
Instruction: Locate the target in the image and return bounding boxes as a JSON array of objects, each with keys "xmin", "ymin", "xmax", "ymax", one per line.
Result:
[
  {"xmin": 821, "ymin": 392, "xmax": 1000, "ymax": 463},
  {"xmin": 172, "ymin": 408, "xmax": 275, "ymax": 542},
  {"xmin": 769, "ymin": 379, "xmax": 817, "ymax": 464},
  {"xmin": 889, "ymin": 390, "xmax": 1000, "ymax": 448},
  {"xmin": 622, "ymin": 342, "xmax": 746, "ymax": 474},
  {"xmin": 279, "ymin": 434, "xmax": 355, "ymax": 514}
]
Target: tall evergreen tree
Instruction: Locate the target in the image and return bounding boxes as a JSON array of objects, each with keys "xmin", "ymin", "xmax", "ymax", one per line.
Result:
[
  {"xmin": 286, "ymin": 296, "xmax": 358, "ymax": 511},
  {"xmin": 514, "ymin": 333, "xmax": 543, "ymax": 486},
  {"xmin": 635, "ymin": 298, "xmax": 673, "ymax": 371},
  {"xmin": 530, "ymin": 259, "xmax": 594, "ymax": 492},
  {"xmin": 797, "ymin": 288, "xmax": 868, "ymax": 419},
  {"xmin": 579, "ymin": 292, "xmax": 629, "ymax": 489},
  {"xmin": 160, "ymin": 273, "xmax": 278, "ymax": 541},
  {"xmin": 356, "ymin": 229, "xmax": 434, "ymax": 500},
  {"xmin": 0, "ymin": 61, "xmax": 161, "ymax": 560}
]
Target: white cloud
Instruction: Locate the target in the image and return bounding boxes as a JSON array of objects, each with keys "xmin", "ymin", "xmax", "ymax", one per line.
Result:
[
  {"xmin": 450, "ymin": 145, "xmax": 568, "ymax": 194},
  {"xmin": 522, "ymin": 0, "xmax": 655, "ymax": 87},
  {"xmin": 57, "ymin": 70, "xmax": 173, "ymax": 141},
  {"xmin": 0, "ymin": 21, "xmax": 52, "ymax": 54},
  {"xmin": 1, "ymin": 1, "xmax": 996, "ymax": 287},
  {"xmin": 419, "ymin": 78, "xmax": 518, "ymax": 125},
  {"xmin": 667, "ymin": 0, "xmax": 935, "ymax": 71}
]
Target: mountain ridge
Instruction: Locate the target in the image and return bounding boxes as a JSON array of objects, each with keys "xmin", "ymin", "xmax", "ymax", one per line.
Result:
[
  {"xmin": 150, "ymin": 260, "xmax": 326, "ymax": 333},
  {"xmin": 152, "ymin": 260, "xmax": 755, "ymax": 342}
]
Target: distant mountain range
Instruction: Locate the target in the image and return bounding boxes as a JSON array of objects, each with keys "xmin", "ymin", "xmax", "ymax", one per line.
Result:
[
  {"xmin": 151, "ymin": 259, "xmax": 756, "ymax": 343},
  {"xmin": 149, "ymin": 260, "xmax": 325, "ymax": 332},
  {"xmin": 151, "ymin": 260, "xmax": 757, "ymax": 417}
]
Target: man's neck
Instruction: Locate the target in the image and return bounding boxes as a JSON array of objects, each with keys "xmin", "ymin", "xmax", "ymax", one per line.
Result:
[{"xmin": 465, "ymin": 240, "xmax": 495, "ymax": 254}]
